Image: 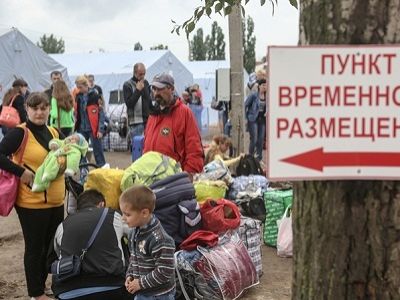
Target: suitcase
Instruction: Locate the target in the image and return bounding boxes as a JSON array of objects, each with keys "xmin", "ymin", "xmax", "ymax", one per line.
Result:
[
  {"xmin": 131, "ymin": 135, "xmax": 144, "ymax": 161},
  {"xmin": 238, "ymin": 216, "xmax": 263, "ymax": 277}
]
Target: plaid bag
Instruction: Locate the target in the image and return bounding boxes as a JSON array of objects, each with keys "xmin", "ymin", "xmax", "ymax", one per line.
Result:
[
  {"xmin": 263, "ymin": 189, "xmax": 293, "ymax": 247},
  {"xmin": 237, "ymin": 216, "xmax": 263, "ymax": 277}
]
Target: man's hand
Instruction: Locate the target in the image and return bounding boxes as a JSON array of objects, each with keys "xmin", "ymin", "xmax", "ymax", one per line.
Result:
[
  {"xmin": 136, "ymin": 80, "xmax": 145, "ymax": 91},
  {"xmin": 97, "ymin": 132, "xmax": 103, "ymax": 139},
  {"xmin": 20, "ymin": 169, "xmax": 34, "ymax": 186}
]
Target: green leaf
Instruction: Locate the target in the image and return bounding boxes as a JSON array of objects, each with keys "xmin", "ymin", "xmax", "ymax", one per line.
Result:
[
  {"xmin": 206, "ymin": 7, "xmax": 212, "ymax": 16},
  {"xmin": 261, "ymin": 0, "xmax": 266, "ymax": 5},
  {"xmin": 215, "ymin": 2, "xmax": 223, "ymax": 13},
  {"xmin": 289, "ymin": 0, "xmax": 298, "ymax": 9},
  {"xmin": 224, "ymin": 5, "xmax": 232, "ymax": 16},
  {"xmin": 245, "ymin": 0, "xmax": 250, "ymax": 4},
  {"xmin": 187, "ymin": 21, "xmax": 195, "ymax": 34},
  {"xmin": 171, "ymin": 19, "xmax": 176, "ymax": 24},
  {"xmin": 196, "ymin": 8, "xmax": 204, "ymax": 19}
]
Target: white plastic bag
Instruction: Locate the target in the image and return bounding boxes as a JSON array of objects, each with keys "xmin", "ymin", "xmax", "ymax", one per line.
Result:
[{"xmin": 276, "ymin": 206, "xmax": 293, "ymax": 257}]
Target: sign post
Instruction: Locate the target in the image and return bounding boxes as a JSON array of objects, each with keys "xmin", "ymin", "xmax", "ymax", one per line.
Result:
[{"xmin": 268, "ymin": 46, "xmax": 400, "ymax": 180}]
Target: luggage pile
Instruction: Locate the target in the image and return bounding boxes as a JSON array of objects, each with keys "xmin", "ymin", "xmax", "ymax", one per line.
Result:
[{"xmin": 80, "ymin": 150, "xmax": 294, "ymax": 299}]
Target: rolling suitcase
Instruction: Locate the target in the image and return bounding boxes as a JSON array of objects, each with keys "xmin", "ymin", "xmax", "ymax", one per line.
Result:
[{"xmin": 131, "ymin": 135, "xmax": 144, "ymax": 161}]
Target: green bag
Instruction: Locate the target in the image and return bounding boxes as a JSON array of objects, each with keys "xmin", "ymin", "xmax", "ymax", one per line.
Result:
[
  {"xmin": 120, "ymin": 151, "xmax": 181, "ymax": 191},
  {"xmin": 263, "ymin": 189, "xmax": 293, "ymax": 247}
]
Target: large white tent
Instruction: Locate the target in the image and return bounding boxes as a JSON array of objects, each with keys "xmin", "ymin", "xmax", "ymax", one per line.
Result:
[
  {"xmin": 0, "ymin": 28, "xmax": 70, "ymax": 96},
  {"xmin": 51, "ymin": 50, "xmax": 193, "ymax": 119}
]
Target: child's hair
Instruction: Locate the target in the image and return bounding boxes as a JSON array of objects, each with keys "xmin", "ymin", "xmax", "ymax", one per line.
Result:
[
  {"xmin": 120, "ymin": 185, "xmax": 156, "ymax": 213},
  {"xmin": 212, "ymin": 134, "xmax": 232, "ymax": 147},
  {"xmin": 25, "ymin": 92, "xmax": 50, "ymax": 108},
  {"xmin": 77, "ymin": 189, "xmax": 106, "ymax": 210},
  {"xmin": 205, "ymin": 134, "xmax": 232, "ymax": 164},
  {"xmin": 52, "ymin": 80, "xmax": 74, "ymax": 111}
]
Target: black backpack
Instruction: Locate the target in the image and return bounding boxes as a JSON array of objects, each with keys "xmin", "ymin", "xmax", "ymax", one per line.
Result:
[{"xmin": 236, "ymin": 154, "xmax": 263, "ymax": 176}]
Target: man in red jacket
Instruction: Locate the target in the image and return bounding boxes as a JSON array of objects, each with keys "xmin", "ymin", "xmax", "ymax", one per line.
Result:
[{"xmin": 143, "ymin": 73, "xmax": 204, "ymax": 175}]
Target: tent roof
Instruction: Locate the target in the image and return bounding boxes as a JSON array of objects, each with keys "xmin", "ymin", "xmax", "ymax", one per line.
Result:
[
  {"xmin": 184, "ymin": 60, "xmax": 230, "ymax": 79},
  {"xmin": 0, "ymin": 28, "xmax": 70, "ymax": 92},
  {"xmin": 51, "ymin": 50, "xmax": 169, "ymax": 76}
]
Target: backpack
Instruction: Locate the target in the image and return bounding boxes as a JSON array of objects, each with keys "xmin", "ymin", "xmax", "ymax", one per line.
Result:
[
  {"xmin": 150, "ymin": 173, "xmax": 202, "ymax": 246},
  {"xmin": 236, "ymin": 154, "xmax": 263, "ymax": 176},
  {"xmin": 120, "ymin": 151, "xmax": 181, "ymax": 191}
]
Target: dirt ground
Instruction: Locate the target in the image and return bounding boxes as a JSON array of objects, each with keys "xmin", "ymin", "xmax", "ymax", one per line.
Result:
[{"xmin": 0, "ymin": 151, "xmax": 292, "ymax": 300}]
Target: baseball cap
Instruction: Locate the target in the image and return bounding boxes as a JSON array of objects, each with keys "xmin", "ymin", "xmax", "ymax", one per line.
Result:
[{"xmin": 151, "ymin": 73, "xmax": 174, "ymax": 89}]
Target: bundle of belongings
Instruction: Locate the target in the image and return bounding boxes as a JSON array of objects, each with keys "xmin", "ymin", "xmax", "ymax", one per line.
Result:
[{"xmin": 77, "ymin": 149, "xmax": 284, "ymax": 299}]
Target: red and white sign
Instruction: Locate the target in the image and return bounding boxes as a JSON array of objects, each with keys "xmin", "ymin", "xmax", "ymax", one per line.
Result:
[{"xmin": 268, "ymin": 46, "xmax": 400, "ymax": 180}]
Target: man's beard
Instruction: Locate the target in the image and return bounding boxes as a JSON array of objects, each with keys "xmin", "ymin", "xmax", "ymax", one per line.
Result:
[{"xmin": 155, "ymin": 96, "xmax": 170, "ymax": 107}]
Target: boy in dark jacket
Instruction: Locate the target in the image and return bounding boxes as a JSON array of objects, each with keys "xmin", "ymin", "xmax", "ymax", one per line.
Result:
[{"xmin": 119, "ymin": 185, "xmax": 175, "ymax": 299}]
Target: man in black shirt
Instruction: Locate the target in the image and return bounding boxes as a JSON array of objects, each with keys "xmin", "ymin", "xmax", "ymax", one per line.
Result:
[{"xmin": 123, "ymin": 63, "xmax": 152, "ymax": 142}]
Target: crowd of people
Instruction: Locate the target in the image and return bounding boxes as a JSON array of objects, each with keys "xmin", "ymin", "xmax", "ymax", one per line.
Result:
[{"xmin": 0, "ymin": 64, "xmax": 267, "ymax": 300}]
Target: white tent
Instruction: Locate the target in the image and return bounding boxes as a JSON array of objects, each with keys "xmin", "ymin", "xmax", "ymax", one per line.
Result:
[
  {"xmin": 0, "ymin": 28, "xmax": 70, "ymax": 97},
  {"xmin": 184, "ymin": 60, "xmax": 248, "ymax": 126},
  {"xmin": 51, "ymin": 50, "xmax": 193, "ymax": 119}
]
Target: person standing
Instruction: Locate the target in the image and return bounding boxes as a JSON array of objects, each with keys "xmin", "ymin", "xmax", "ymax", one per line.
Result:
[
  {"xmin": 144, "ymin": 73, "xmax": 204, "ymax": 175},
  {"xmin": 119, "ymin": 185, "xmax": 176, "ymax": 299},
  {"xmin": 88, "ymin": 74, "xmax": 104, "ymax": 106},
  {"xmin": 74, "ymin": 75, "xmax": 106, "ymax": 167},
  {"xmin": 44, "ymin": 71, "xmax": 63, "ymax": 101},
  {"xmin": 245, "ymin": 79, "xmax": 267, "ymax": 160},
  {"xmin": 188, "ymin": 83, "xmax": 203, "ymax": 132},
  {"xmin": 13, "ymin": 78, "xmax": 30, "ymax": 101},
  {"xmin": 49, "ymin": 80, "xmax": 75, "ymax": 136},
  {"xmin": 0, "ymin": 92, "xmax": 65, "ymax": 300},
  {"xmin": 123, "ymin": 63, "xmax": 152, "ymax": 141}
]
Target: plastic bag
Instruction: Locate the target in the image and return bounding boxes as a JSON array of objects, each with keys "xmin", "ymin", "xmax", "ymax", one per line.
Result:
[
  {"xmin": 84, "ymin": 168, "xmax": 124, "ymax": 210},
  {"xmin": 196, "ymin": 159, "xmax": 233, "ymax": 185},
  {"xmin": 200, "ymin": 199, "xmax": 241, "ymax": 234},
  {"xmin": 194, "ymin": 180, "xmax": 227, "ymax": 204},
  {"xmin": 276, "ymin": 206, "xmax": 293, "ymax": 257},
  {"xmin": 176, "ymin": 232, "xmax": 259, "ymax": 300}
]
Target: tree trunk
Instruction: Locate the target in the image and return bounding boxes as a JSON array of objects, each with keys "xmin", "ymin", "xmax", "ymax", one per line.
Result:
[{"xmin": 293, "ymin": 1, "xmax": 400, "ymax": 299}]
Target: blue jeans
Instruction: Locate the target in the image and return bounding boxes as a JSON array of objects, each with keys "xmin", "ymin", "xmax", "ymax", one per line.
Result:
[
  {"xmin": 79, "ymin": 130, "xmax": 106, "ymax": 167},
  {"xmin": 248, "ymin": 118, "xmax": 266, "ymax": 160},
  {"xmin": 189, "ymin": 104, "xmax": 203, "ymax": 132},
  {"xmin": 130, "ymin": 123, "xmax": 145, "ymax": 140},
  {"xmin": 134, "ymin": 288, "xmax": 175, "ymax": 300}
]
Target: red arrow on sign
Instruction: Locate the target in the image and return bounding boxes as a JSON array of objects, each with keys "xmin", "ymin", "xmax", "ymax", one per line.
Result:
[{"xmin": 281, "ymin": 147, "xmax": 400, "ymax": 172}]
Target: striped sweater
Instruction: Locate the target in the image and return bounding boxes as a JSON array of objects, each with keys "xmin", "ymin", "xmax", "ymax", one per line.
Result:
[{"xmin": 127, "ymin": 215, "xmax": 175, "ymax": 296}]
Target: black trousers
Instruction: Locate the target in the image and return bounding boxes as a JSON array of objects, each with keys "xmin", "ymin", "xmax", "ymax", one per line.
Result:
[
  {"xmin": 58, "ymin": 287, "xmax": 132, "ymax": 300},
  {"xmin": 16, "ymin": 205, "xmax": 64, "ymax": 297}
]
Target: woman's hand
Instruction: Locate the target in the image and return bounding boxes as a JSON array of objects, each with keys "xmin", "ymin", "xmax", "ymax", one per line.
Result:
[
  {"xmin": 20, "ymin": 169, "xmax": 34, "ymax": 186},
  {"xmin": 97, "ymin": 132, "xmax": 103, "ymax": 139}
]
